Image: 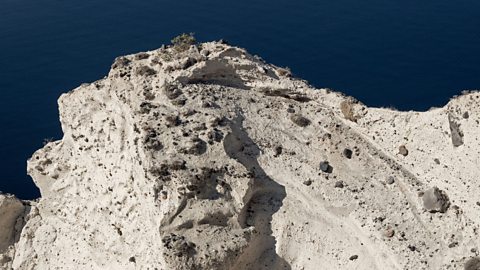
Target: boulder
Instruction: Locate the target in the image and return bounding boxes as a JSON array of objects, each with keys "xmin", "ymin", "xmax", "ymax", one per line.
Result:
[
  {"xmin": 422, "ymin": 187, "xmax": 450, "ymax": 213},
  {"xmin": 398, "ymin": 145, "xmax": 409, "ymax": 156},
  {"xmin": 319, "ymin": 161, "xmax": 332, "ymax": 173}
]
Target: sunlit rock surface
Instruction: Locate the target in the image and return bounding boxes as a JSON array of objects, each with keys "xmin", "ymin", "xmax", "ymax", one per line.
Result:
[{"xmin": 1, "ymin": 41, "xmax": 480, "ymax": 270}]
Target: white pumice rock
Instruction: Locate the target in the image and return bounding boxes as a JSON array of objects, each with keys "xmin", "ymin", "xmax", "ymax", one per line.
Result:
[{"xmin": 1, "ymin": 41, "xmax": 480, "ymax": 270}]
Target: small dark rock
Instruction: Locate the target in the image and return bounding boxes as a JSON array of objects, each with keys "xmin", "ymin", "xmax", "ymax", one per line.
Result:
[
  {"xmin": 398, "ymin": 145, "xmax": 408, "ymax": 156},
  {"xmin": 386, "ymin": 176, "xmax": 395, "ymax": 185},
  {"xmin": 408, "ymin": 245, "xmax": 416, "ymax": 251},
  {"xmin": 422, "ymin": 187, "xmax": 450, "ymax": 213},
  {"xmin": 303, "ymin": 180, "xmax": 312, "ymax": 186},
  {"xmin": 448, "ymin": 242, "xmax": 458, "ymax": 248},
  {"xmin": 129, "ymin": 257, "xmax": 136, "ymax": 263},
  {"xmin": 343, "ymin": 148, "xmax": 353, "ymax": 159},
  {"xmin": 349, "ymin": 255, "xmax": 358, "ymax": 261},
  {"xmin": 463, "ymin": 111, "xmax": 470, "ymax": 119},
  {"xmin": 434, "ymin": 158, "xmax": 440, "ymax": 164},
  {"xmin": 334, "ymin": 181, "xmax": 344, "ymax": 188},
  {"xmin": 165, "ymin": 115, "xmax": 180, "ymax": 127},
  {"xmin": 373, "ymin": 216, "xmax": 386, "ymax": 223}
]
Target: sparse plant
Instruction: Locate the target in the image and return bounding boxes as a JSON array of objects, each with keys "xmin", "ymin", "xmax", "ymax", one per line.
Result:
[
  {"xmin": 160, "ymin": 51, "xmax": 173, "ymax": 62},
  {"xmin": 276, "ymin": 67, "xmax": 292, "ymax": 77},
  {"xmin": 171, "ymin": 33, "xmax": 197, "ymax": 52},
  {"xmin": 382, "ymin": 105, "xmax": 399, "ymax": 111}
]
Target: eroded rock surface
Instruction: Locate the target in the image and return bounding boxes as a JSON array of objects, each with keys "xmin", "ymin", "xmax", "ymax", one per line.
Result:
[{"xmin": 1, "ymin": 41, "xmax": 480, "ymax": 270}]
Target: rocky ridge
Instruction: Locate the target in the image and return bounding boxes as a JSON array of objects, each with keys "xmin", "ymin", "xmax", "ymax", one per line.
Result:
[{"xmin": 1, "ymin": 40, "xmax": 480, "ymax": 270}]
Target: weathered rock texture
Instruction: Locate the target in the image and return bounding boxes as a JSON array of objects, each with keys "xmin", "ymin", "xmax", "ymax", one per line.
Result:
[{"xmin": 1, "ymin": 41, "xmax": 480, "ymax": 270}]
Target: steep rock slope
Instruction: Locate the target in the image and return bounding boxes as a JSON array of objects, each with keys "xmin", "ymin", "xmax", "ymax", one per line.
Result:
[{"xmin": 1, "ymin": 41, "xmax": 480, "ymax": 270}]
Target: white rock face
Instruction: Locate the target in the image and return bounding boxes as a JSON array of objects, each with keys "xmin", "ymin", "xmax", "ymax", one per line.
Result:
[{"xmin": 2, "ymin": 41, "xmax": 480, "ymax": 269}]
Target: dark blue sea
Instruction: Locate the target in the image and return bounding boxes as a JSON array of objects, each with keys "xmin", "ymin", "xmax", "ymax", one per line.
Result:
[{"xmin": 1, "ymin": 0, "xmax": 480, "ymax": 199}]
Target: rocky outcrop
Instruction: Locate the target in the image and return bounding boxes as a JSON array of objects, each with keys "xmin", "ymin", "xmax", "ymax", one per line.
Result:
[{"xmin": 1, "ymin": 40, "xmax": 480, "ymax": 269}]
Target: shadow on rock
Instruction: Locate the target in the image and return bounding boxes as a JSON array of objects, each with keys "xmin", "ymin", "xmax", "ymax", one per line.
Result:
[{"xmin": 224, "ymin": 114, "xmax": 291, "ymax": 270}]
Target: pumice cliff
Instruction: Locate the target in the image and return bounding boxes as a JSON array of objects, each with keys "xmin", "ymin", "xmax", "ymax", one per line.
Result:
[{"xmin": 1, "ymin": 39, "xmax": 480, "ymax": 270}]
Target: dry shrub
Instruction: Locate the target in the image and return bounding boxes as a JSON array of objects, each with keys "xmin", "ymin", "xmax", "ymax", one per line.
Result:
[
  {"xmin": 276, "ymin": 67, "xmax": 292, "ymax": 77},
  {"xmin": 171, "ymin": 33, "xmax": 196, "ymax": 52}
]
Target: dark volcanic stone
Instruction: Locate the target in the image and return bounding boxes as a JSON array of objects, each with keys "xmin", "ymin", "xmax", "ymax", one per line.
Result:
[
  {"xmin": 343, "ymin": 148, "xmax": 353, "ymax": 159},
  {"xmin": 386, "ymin": 176, "xmax": 395, "ymax": 185},
  {"xmin": 398, "ymin": 145, "xmax": 408, "ymax": 156},
  {"xmin": 334, "ymin": 181, "xmax": 344, "ymax": 188},
  {"xmin": 422, "ymin": 187, "xmax": 450, "ymax": 213},
  {"xmin": 319, "ymin": 161, "xmax": 332, "ymax": 173},
  {"xmin": 290, "ymin": 114, "xmax": 311, "ymax": 127}
]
